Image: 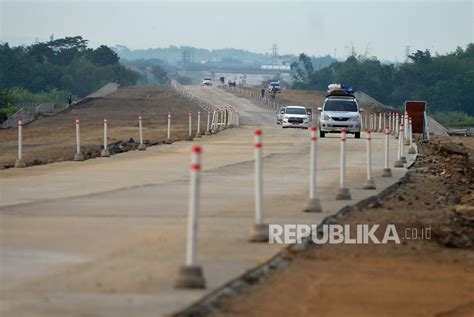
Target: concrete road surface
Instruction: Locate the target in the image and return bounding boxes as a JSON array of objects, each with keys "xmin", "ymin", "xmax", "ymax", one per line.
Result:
[{"xmin": 0, "ymin": 86, "xmax": 416, "ymax": 316}]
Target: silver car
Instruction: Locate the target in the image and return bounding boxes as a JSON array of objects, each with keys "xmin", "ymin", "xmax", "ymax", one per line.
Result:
[
  {"xmin": 318, "ymin": 95, "xmax": 363, "ymax": 138},
  {"xmin": 276, "ymin": 106, "xmax": 286, "ymax": 124}
]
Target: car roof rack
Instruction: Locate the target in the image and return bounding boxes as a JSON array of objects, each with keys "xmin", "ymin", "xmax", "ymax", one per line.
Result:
[{"xmin": 326, "ymin": 92, "xmax": 356, "ymax": 98}]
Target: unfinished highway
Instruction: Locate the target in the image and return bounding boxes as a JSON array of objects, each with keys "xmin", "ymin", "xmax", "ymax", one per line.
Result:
[{"xmin": 0, "ymin": 86, "xmax": 416, "ymax": 316}]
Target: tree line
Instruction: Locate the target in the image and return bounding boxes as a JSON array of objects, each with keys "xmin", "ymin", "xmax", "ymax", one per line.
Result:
[
  {"xmin": 0, "ymin": 36, "xmax": 140, "ymax": 102},
  {"xmin": 291, "ymin": 44, "xmax": 474, "ymax": 117}
]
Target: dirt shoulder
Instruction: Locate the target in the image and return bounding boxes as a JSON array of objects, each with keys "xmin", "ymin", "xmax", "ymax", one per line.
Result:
[
  {"xmin": 0, "ymin": 86, "xmax": 205, "ymax": 168},
  {"xmin": 209, "ymin": 136, "xmax": 474, "ymax": 317}
]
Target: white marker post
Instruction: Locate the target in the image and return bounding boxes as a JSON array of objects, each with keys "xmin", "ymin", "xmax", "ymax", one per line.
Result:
[
  {"xmin": 394, "ymin": 113, "xmax": 400, "ymax": 138},
  {"xmin": 336, "ymin": 129, "xmax": 351, "ymax": 200},
  {"xmin": 186, "ymin": 111, "xmax": 193, "ymax": 141},
  {"xmin": 211, "ymin": 110, "xmax": 217, "ymax": 134},
  {"xmin": 394, "ymin": 122, "xmax": 405, "ymax": 167},
  {"xmin": 138, "ymin": 114, "xmax": 146, "ymax": 151},
  {"xmin": 175, "ymin": 145, "xmax": 206, "ymax": 289},
  {"xmin": 363, "ymin": 130, "xmax": 376, "ymax": 189},
  {"xmin": 383, "ymin": 112, "xmax": 386, "ymax": 132},
  {"xmin": 382, "ymin": 126, "xmax": 392, "ymax": 177},
  {"xmin": 408, "ymin": 117, "xmax": 416, "ymax": 154},
  {"xmin": 404, "ymin": 112, "xmax": 410, "ymax": 145},
  {"xmin": 101, "ymin": 118, "xmax": 110, "ymax": 157},
  {"xmin": 378, "ymin": 113, "xmax": 383, "ymax": 132},
  {"xmin": 404, "ymin": 112, "xmax": 409, "ymax": 144},
  {"xmin": 195, "ymin": 110, "xmax": 202, "ymax": 138},
  {"xmin": 388, "ymin": 112, "xmax": 392, "ymax": 133},
  {"xmin": 400, "ymin": 122, "xmax": 407, "ymax": 163},
  {"xmin": 74, "ymin": 117, "xmax": 85, "ymax": 161},
  {"xmin": 15, "ymin": 116, "xmax": 26, "ymax": 168},
  {"xmin": 304, "ymin": 127, "xmax": 322, "ymax": 212},
  {"xmin": 165, "ymin": 112, "xmax": 173, "ymax": 144},
  {"xmin": 250, "ymin": 129, "xmax": 268, "ymax": 242},
  {"xmin": 205, "ymin": 111, "xmax": 211, "ymax": 135}
]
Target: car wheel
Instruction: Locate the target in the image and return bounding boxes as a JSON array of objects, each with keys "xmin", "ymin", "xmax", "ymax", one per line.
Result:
[
  {"xmin": 355, "ymin": 132, "xmax": 361, "ymax": 139},
  {"xmin": 320, "ymin": 130, "xmax": 326, "ymax": 138}
]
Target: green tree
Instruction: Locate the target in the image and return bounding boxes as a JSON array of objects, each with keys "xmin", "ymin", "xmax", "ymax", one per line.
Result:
[{"xmin": 86, "ymin": 45, "xmax": 120, "ymax": 66}]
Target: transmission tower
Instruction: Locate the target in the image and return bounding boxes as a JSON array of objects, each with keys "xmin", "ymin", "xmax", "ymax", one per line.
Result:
[
  {"xmin": 272, "ymin": 44, "xmax": 278, "ymax": 65},
  {"xmin": 181, "ymin": 50, "xmax": 191, "ymax": 69},
  {"xmin": 404, "ymin": 45, "xmax": 411, "ymax": 62}
]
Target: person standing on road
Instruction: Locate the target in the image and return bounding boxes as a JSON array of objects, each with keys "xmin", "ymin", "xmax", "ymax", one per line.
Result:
[{"xmin": 67, "ymin": 94, "xmax": 72, "ymax": 106}]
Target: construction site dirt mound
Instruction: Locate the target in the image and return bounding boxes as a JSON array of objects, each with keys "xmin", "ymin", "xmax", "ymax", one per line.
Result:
[{"xmin": 0, "ymin": 86, "xmax": 205, "ymax": 168}]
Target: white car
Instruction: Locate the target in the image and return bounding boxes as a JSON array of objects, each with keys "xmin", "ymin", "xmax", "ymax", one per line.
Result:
[
  {"xmin": 282, "ymin": 106, "xmax": 309, "ymax": 129},
  {"xmin": 201, "ymin": 77, "xmax": 212, "ymax": 86},
  {"xmin": 276, "ymin": 106, "xmax": 286, "ymax": 124},
  {"xmin": 318, "ymin": 95, "xmax": 362, "ymax": 138}
]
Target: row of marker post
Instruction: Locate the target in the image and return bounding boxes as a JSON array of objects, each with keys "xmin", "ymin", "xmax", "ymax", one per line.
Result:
[
  {"xmin": 13, "ymin": 106, "xmax": 239, "ymax": 167},
  {"xmin": 177, "ymin": 117, "xmax": 417, "ymax": 288}
]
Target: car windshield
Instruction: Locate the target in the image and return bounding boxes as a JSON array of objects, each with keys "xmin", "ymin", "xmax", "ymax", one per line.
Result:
[
  {"xmin": 324, "ymin": 100, "xmax": 358, "ymax": 112},
  {"xmin": 286, "ymin": 108, "xmax": 307, "ymax": 115}
]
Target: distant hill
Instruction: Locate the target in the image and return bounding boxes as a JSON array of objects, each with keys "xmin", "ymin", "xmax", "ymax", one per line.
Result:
[{"xmin": 113, "ymin": 45, "xmax": 336, "ymax": 70}]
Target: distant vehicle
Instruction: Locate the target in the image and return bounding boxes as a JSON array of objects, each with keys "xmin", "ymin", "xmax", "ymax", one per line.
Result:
[
  {"xmin": 281, "ymin": 106, "xmax": 309, "ymax": 129},
  {"xmin": 318, "ymin": 87, "xmax": 362, "ymax": 138},
  {"xmin": 276, "ymin": 106, "xmax": 286, "ymax": 124},
  {"xmin": 201, "ymin": 77, "xmax": 212, "ymax": 86},
  {"xmin": 268, "ymin": 81, "xmax": 282, "ymax": 96}
]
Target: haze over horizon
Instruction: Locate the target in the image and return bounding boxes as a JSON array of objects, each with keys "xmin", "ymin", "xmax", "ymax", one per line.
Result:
[{"xmin": 1, "ymin": 0, "xmax": 473, "ymax": 62}]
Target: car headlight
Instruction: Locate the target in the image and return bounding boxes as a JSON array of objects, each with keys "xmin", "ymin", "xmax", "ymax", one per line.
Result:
[
  {"xmin": 351, "ymin": 115, "xmax": 360, "ymax": 121},
  {"xmin": 321, "ymin": 114, "xmax": 331, "ymax": 121}
]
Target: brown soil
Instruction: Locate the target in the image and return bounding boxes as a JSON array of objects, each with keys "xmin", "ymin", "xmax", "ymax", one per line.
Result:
[
  {"xmin": 240, "ymin": 87, "xmax": 395, "ymax": 113},
  {"xmin": 210, "ymin": 137, "xmax": 474, "ymax": 317},
  {"xmin": 0, "ymin": 86, "xmax": 206, "ymax": 168}
]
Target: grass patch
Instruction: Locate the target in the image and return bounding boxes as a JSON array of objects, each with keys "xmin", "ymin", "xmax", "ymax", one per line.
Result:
[{"xmin": 431, "ymin": 111, "xmax": 474, "ymax": 128}]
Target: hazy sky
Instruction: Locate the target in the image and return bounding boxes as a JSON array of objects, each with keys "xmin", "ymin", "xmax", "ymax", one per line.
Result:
[{"xmin": 1, "ymin": 0, "xmax": 473, "ymax": 61}]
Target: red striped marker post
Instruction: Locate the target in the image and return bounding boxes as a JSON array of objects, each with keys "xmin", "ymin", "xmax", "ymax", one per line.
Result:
[
  {"xmin": 304, "ymin": 127, "xmax": 322, "ymax": 212},
  {"xmin": 138, "ymin": 114, "xmax": 147, "ymax": 151},
  {"xmin": 176, "ymin": 145, "xmax": 205, "ymax": 289},
  {"xmin": 394, "ymin": 122, "xmax": 405, "ymax": 167},
  {"xmin": 195, "ymin": 110, "xmax": 202, "ymax": 138},
  {"xmin": 211, "ymin": 109, "xmax": 217, "ymax": 134},
  {"xmin": 74, "ymin": 117, "xmax": 85, "ymax": 161},
  {"xmin": 363, "ymin": 130, "xmax": 376, "ymax": 189},
  {"xmin": 165, "ymin": 112, "xmax": 172, "ymax": 144},
  {"xmin": 382, "ymin": 126, "xmax": 392, "ymax": 177},
  {"xmin": 383, "ymin": 112, "xmax": 386, "ymax": 132},
  {"xmin": 404, "ymin": 112, "xmax": 409, "ymax": 144},
  {"xmin": 408, "ymin": 117, "xmax": 416, "ymax": 154},
  {"xmin": 404, "ymin": 113, "xmax": 410, "ymax": 145},
  {"xmin": 394, "ymin": 113, "xmax": 400, "ymax": 139},
  {"xmin": 399, "ymin": 122, "xmax": 407, "ymax": 163},
  {"xmin": 388, "ymin": 112, "xmax": 392, "ymax": 133},
  {"xmin": 336, "ymin": 128, "xmax": 351, "ymax": 200},
  {"xmin": 101, "ymin": 118, "xmax": 111, "ymax": 157},
  {"xmin": 205, "ymin": 110, "xmax": 211, "ymax": 135},
  {"xmin": 186, "ymin": 112, "xmax": 193, "ymax": 141},
  {"xmin": 15, "ymin": 116, "xmax": 26, "ymax": 168},
  {"xmin": 250, "ymin": 129, "xmax": 268, "ymax": 242}
]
